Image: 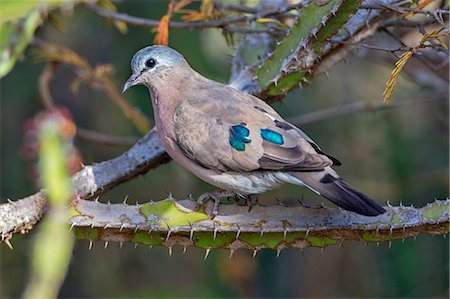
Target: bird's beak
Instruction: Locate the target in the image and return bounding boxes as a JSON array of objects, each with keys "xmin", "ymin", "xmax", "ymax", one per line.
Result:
[{"xmin": 122, "ymin": 73, "xmax": 141, "ymax": 93}]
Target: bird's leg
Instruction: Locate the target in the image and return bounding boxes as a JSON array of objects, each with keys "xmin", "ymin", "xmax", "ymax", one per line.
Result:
[
  {"xmin": 233, "ymin": 194, "xmax": 256, "ymax": 211},
  {"xmin": 245, "ymin": 195, "xmax": 257, "ymax": 212},
  {"xmin": 197, "ymin": 189, "xmax": 236, "ymax": 217}
]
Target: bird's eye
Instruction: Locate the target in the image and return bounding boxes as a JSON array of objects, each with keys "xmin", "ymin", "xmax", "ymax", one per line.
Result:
[{"xmin": 145, "ymin": 58, "xmax": 156, "ymax": 69}]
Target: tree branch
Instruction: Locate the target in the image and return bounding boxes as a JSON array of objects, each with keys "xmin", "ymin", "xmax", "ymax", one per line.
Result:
[
  {"xmin": 0, "ymin": 129, "xmax": 169, "ymax": 243},
  {"xmin": 71, "ymin": 198, "xmax": 449, "ymax": 253}
]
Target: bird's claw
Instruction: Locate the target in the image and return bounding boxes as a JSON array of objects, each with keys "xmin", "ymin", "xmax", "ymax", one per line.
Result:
[{"xmin": 197, "ymin": 190, "xmax": 235, "ymax": 218}]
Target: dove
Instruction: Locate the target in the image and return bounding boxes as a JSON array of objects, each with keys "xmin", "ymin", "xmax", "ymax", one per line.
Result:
[{"xmin": 123, "ymin": 45, "xmax": 385, "ymax": 217}]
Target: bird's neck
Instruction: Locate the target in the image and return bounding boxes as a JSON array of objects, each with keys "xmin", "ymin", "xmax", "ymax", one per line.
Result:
[{"xmin": 148, "ymin": 67, "xmax": 200, "ymax": 148}]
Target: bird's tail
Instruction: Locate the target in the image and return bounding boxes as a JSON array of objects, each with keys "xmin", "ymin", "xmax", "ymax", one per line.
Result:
[{"xmin": 289, "ymin": 170, "xmax": 385, "ymax": 216}]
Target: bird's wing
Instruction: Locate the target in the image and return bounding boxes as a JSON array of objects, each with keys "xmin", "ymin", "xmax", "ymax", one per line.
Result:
[{"xmin": 172, "ymin": 84, "xmax": 339, "ymax": 172}]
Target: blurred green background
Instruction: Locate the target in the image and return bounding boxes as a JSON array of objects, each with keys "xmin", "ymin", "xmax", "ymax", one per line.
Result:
[{"xmin": 1, "ymin": 1, "xmax": 448, "ymax": 298}]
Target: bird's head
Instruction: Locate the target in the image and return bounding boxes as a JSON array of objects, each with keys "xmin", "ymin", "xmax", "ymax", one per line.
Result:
[{"xmin": 122, "ymin": 45, "xmax": 187, "ymax": 93}]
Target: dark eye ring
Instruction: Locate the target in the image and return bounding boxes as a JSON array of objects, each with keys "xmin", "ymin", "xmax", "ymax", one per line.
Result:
[{"xmin": 145, "ymin": 58, "xmax": 156, "ymax": 69}]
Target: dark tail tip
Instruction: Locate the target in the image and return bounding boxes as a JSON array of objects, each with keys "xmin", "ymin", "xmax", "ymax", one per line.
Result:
[{"xmin": 332, "ymin": 179, "xmax": 385, "ymax": 216}]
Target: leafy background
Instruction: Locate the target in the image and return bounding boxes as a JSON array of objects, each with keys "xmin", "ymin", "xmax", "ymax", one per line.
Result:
[{"xmin": 1, "ymin": 0, "xmax": 448, "ymax": 298}]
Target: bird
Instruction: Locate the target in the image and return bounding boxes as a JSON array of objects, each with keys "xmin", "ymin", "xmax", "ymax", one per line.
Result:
[{"xmin": 122, "ymin": 45, "xmax": 385, "ymax": 217}]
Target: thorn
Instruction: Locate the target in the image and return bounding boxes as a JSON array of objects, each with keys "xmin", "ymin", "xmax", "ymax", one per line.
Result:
[
  {"xmin": 123, "ymin": 195, "xmax": 129, "ymax": 204},
  {"xmin": 134, "ymin": 226, "xmax": 139, "ymax": 233},
  {"xmin": 4, "ymin": 239, "xmax": 13, "ymax": 250},
  {"xmin": 168, "ymin": 246, "xmax": 173, "ymax": 256},
  {"xmin": 166, "ymin": 229, "xmax": 172, "ymax": 241},
  {"xmin": 389, "ymin": 226, "xmax": 393, "ymax": 235},
  {"xmin": 120, "ymin": 242, "xmax": 123, "ymax": 248},
  {"xmin": 305, "ymin": 228, "xmax": 310, "ymax": 238},
  {"xmin": 252, "ymin": 250, "xmax": 258, "ymax": 258},
  {"xmin": 283, "ymin": 228, "xmax": 288, "ymax": 240},
  {"xmin": 276, "ymin": 249, "xmax": 281, "ymax": 258},
  {"xmin": 148, "ymin": 228, "xmax": 153, "ymax": 234},
  {"xmin": 94, "ymin": 196, "xmax": 99, "ymax": 203},
  {"xmin": 229, "ymin": 249, "xmax": 235, "ymax": 259},
  {"xmin": 387, "ymin": 200, "xmax": 391, "ymax": 207},
  {"xmin": 134, "ymin": 243, "xmax": 138, "ymax": 249},
  {"xmin": 119, "ymin": 224, "xmax": 125, "ymax": 232},
  {"xmin": 189, "ymin": 222, "xmax": 194, "ymax": 240},
  {"xmin": 107, "ymin": 200, "xmax": 111, "ymax": 205},
  {"xmin": 236, "ymin": 225, "xmax": 241, "ymax": 240},
  {"xmin": 260, "ymin": 228, "xmax": 264, "ymax": 237},
  {"xmin": 104, "ymin": 224, "xmax": 110, "ymax": 230},
  {"xmin": 183, "ymin": 245, "xmax": 187, "ymax": 254},
  {"xmin": 89, "ymin": 240, "xmax": 93, "ymax": 250},
  {"xmin": 90, "ymin": 223, "xmax": 95, "ymax": 229},
  {"xmin": 135, "ymin": 200, "xmax": 139, "ymax": 206},
  {"xmin": 402, "ymin": 225, "xmax": 406, "ymax": 232},
  {"xmin": 168, "ymin": 192, "xmax": 173, "ymax": 200},
  {"xmin": 388, "ymin": 241, "xmax": 392, "ymax": 248},
  {"xmin": 7, "ymin": 198, "xmax": 13, "ymax": 204},
  {"xmin": 213, "ymin": 227, "xmax": 218, "ymax": 241},
  {"xmin": 104, "ymin": 241, "xmax": 109, "ymax": 249},
  {"xmin": 204, "ymin": 248, "xmax": 211, "ymax": 260},
  {"xmin": 275, "ymin": 197, "xmax": 283, "ymax": 206},
  {"xmin": 70, "ymin": 223, "xmax": 76, "ymax": 231},
  {"xmin": 400, "ymin": 201, "xmax": 404, "ymax": 207}
]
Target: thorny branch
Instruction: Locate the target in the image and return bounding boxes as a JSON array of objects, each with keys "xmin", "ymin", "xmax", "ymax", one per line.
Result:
[
  {"xmin": 70, "ymin": 198, "xmax": 449, "ymax": 253},
  {"xmin": 1, "ymin": 0, "xmax": 449, "ymax": 249}
]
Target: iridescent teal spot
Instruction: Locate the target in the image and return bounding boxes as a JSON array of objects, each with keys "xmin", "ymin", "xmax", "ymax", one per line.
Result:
[
  {"xmin": 261, "ymin": 129, "xmax": 284, "ymax": 145},
  {"xmin": 230, "ymin": 124, "xmax": 251, "ymax": 151}
]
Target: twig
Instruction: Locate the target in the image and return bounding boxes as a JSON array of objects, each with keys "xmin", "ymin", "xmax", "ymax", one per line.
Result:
[
  {"xmin": 38, "ymin": 62, "xmax": 59, "ymax": 109},
  {"xmin": 84, "ymin": 2, "xmax": 308, "ymax": 30},
  {"xmin": 383, "ymin": 17, "xmax": 442, "ymax": 27},
  {"xmin": 214, "ymin": 2, "xmax": 258, "ymax": 14},
  {"xmin": 359, "ymin": 4, "xmax": 449, "ymax": 15},
  {"xmin": 288, "ymin": 92, "xmax": 447, "ymax": 126},
  {"xmin": 76, "ymin": 128, "xmax": 138, "ymax": 147}
]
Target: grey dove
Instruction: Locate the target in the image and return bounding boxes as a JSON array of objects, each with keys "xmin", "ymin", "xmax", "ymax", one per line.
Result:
[{"xmin": 123, "ymin": 45, "xmax": 385, "ymax": 217}]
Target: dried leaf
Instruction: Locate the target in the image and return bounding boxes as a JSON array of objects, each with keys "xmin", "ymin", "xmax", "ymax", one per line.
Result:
[
  {"xmin": 382, "ymin": 28, "xmax": 447, "ymax": 103},
  {"xmin": 97, "ymin": 0, "xmax": 128, "ymax": 33},
  {"xmin": 256, "ymin": 18, "xmax": 289, "ymax": 28},
  {"xmin": 153, "ymin": 14, "xmax": 170, "ymax": 46},
  {"xmin": 405, "ymin": 0, "xmax": 433, "ymax": 19},
  {"xmin": 47, "ymin": 12, "xmax": 65, "ymax": 34},
  {"xmin": 382, "ymin": 51, "xmax": 413, "ymax": 103},
  {"xmin": 181, "ymin": 0, "xmax": 217, "ymax": 22}
]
